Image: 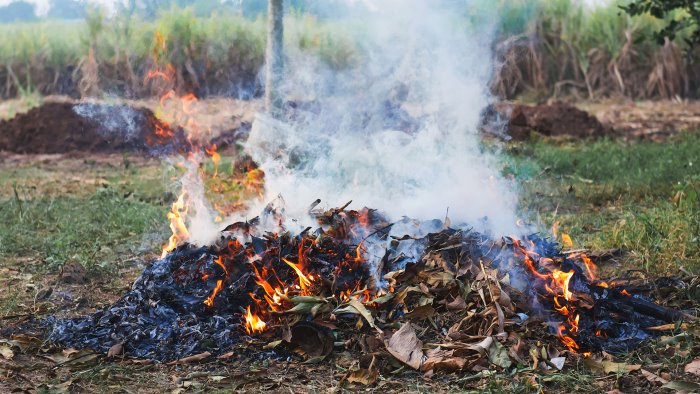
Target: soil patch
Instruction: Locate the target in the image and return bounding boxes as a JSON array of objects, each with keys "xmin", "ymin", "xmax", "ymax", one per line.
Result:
[
  {"xmin": 0, "ymin": 102, "xmax": 193, "ymax": 154},
  {"xmin": 482, "ymin": 102, "xmax": 609, "ymax": 140},
  {"xmin": 584, "ymin": 99, "xmax": 700, "ymax": 140}
]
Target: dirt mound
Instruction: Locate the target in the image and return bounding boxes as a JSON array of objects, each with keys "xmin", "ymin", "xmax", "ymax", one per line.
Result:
[
  {"xmin": 0, "ymin": 102, "xmax": 190, "ymax": 154},
  {"xmin": 482, "ymin": 102, "xmax": 609, "ymax": 140}
]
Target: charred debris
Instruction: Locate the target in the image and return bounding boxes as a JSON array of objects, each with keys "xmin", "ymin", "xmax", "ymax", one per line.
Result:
[{"xmin": 42, "ymin": 203, "xmax": 689, "ymax": 373}]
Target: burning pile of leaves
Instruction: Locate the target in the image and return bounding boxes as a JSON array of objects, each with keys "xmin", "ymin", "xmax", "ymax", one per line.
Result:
[{"xmin": 39, "ymin": 201, "xmax": 692, "ymax": 378}]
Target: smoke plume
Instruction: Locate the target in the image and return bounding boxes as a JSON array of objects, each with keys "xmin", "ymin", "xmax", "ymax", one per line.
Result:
[{"xmin": 245, "ymin": 0, "xmax": 520, "ymax": 237}]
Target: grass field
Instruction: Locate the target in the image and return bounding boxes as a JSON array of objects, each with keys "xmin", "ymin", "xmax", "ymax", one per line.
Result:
[
  {"xmin": 1, "ymin": 128, "xmax": 698, "ymax": 392},
  {"xmin": 3, "ymin": 132, "xmax": 699, "ymax": 279}
]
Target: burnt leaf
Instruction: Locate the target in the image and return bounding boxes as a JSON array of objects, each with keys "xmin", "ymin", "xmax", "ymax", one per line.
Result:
[{"xmin": 290, "ymin": 321, "xmax": 334, "ymax": 358}]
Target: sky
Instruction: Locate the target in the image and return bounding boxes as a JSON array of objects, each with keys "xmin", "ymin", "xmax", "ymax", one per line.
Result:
[{"xmin": 0, "ymin": 0, "xmax": 116, "ymax": 15}]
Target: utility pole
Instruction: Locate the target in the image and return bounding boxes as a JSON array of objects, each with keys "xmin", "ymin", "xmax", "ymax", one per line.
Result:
[{"xmin": 265, "ymin": 0, "xmax": 284, "ymax": 118}]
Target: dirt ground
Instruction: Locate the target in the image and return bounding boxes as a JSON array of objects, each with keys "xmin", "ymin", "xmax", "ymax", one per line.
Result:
[
  {"xmin": 583, "ymin": 99, "xmax": 700, "ymax": 140},
  {"xmin": 3, "ymin": 97, "xmax": 699, "ymax": 155},
  {"xmin": 1, "ymin": 98, "xmax": 700, "ymax": 393},
  {"xmin": 0, "ymin": 96, "xmax": 261, "ymax": 154}
]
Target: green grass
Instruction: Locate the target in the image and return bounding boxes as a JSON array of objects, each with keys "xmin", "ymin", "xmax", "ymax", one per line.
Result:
[
  {"xmin": 0, "ymin": 185, "xmax": 165, "ymax": 273},
  {"xmin": 507, "ymin": 132, "xmax": 700, "ymax": 273},
  {"xmin": 0, "ymin": 159, "xmax": 172, "ymax": 274},
  {"xmin": 2, "ymin": 133, "xmax": 698, "ymax": 279}
]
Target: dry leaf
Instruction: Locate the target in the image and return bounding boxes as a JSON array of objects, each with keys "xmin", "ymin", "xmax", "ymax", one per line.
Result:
[
  {"xmin": 467, "ymin": 336, "xmax": 493, "ymax": 356},
  {"xmin": 107, "ymin": 342, "xmax": 124, "ymax": 358},
  {"xmin": 662, "ymin": 381, "xmax": 700, "ymax": 391},
  {"xmin": 129, "ymin": 359, "xmax": 154, "ymax": 365},
  {"xmin": 385, "ymin": 323, "xmax": 424, "ymax": 370},
  {"xmin": 264, "ymin": 340, "xmax": 284, "ymax": 350},
  {"xmin": 550, "ymin": 356, "xmax": 566, "ymax": 371},
  {"xmin": 446, "ymin": 296, "xmax": 467, "ymax": 311},
  {"xmin": 5, "ymin": 334, "xmax": 40, "ymax": 352},
  {"xmin": 62, "ymin": 348, "xmax": 80, "ymax": 358},
  {"xmin": 404, "ymin": 305, "xmax": 435, "ymax": 321},
  {"xmin": 348, "ymin": 299, "xmax": 376, "ymax": 329},
  {"xmin": 346, "ymin": 368, "xmax": 378, "ymax": 385},
  {"xmin": 217, "ymin": 352, "xmax": 235, "ymax": 360},
  {"xmin": 335, "ymin": 299, "xmax": 377, "ymax": 329},
  {"xmin": 488, "ymin": 339, "xmax": 512, "ymax": 368},
  {"xmin": 425, "ymin": 271, "xmax": 454, "ymax": 287},
  {"xmin": 584, "ymin": 359, "xmax": 641, "ymax": 374},
  {"xmin": 167, "ymin": 351, "xmax": 211, "ymax": 365},
  {"xmin": 41, "ymin": 380, "xmax": 73, "ymax": 394},
  {"xmin": 46, "ymin": 348, "xmax": 97, "ymax": 365},
  {"xmin": 685, "ymin": 359, "xmax": 700, "ymax": 376},
  {"xmin": 641, "ymin": 369, "xmax": 668, "ymax": 385},
  {"xmin": 423, "ymin": 348, "xmax": 467, "ymax": 373},
  {"xmin": 0, "ymin": 345, "xmax": 14, "ymax": 360}
]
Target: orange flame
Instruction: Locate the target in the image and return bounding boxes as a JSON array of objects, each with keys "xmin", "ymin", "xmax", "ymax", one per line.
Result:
[
  {"xmin": 161, "ymin": 191, "xmax": 189, "ymax": 258},
  {"xmin": 579, "ymin": 254, "xmax": 598, "ymax": 281},
  {"xmin": 561, "ymin": 233, "xmax": 573, "ymax": 249},
  {"xmin": 203, "ymin": 279, "xmax": 223, "ymax": 307},
  {"xmin": 551, "ymin": 270, "xmax": 574, "ymax": 301},
  {"xmin": 244, "ymin": 305, "xmax": 266, "ymax": 334},
  {"xmin": 556, "ymin": 324, "xmax": 580, "ymax": 352},
  {"xmin": 340, "ymin": 281, "xmax": 372, "ymax": 303},
  {"xmin": 282, "ymin": 258, "xmax": 313, "ymax": 292}
]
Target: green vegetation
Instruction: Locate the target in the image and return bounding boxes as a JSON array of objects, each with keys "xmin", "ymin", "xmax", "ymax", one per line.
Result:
[
  {"xmin": 1, "ymin": 133, "xmax": 697, "ymax": 278},
  {"xmin": 0, "ymin": 161, "xmax": 168, "ymax": 273},
  {"xmin": 492, "ymin": 0, "xmax": 695, "ymax": 100},
  {"xmin": 0, "ymin": 0, "xmax": 696, "ymax": 100},
  {"xmin": 0, "ymin": 9, "xmax": 358, "ymax": 99},
  {"xmin": 508, "ymin": 132, "xmax": 700, "ymax": 273},
  {"xmin": 623, "ymin": 0, "xmax": 700, "ymax": 46}
]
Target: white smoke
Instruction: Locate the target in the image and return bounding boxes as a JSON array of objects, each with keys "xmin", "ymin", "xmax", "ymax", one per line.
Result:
[
  {"xmin": 73, "ymin": 102, "xmax": 142, "ymax": 141},
  {"xmin": 177, "ymin": 156, "xmax": 221, "ymax": 246},
  {"xmin": 244, "ymin": 0, "xmax": 520, "ymax": 237}
]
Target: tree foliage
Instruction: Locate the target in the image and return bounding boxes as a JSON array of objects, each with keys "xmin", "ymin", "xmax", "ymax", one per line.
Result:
[
  {"xmin": 0, "ymin": 1, "xmax": 38, "ymax": 23},
  {"xmin": 47, "ymin": 0, "xmax": 87, "ymax": 20},
  {"xmin": 622, "ymin": 0, "xmax": 700, "ymax": 46}
]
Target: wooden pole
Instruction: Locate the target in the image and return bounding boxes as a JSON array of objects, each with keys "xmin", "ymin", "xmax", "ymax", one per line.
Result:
[{"xmin": 265, "ymin": 0, "xmax": 284, "ymax": 118}]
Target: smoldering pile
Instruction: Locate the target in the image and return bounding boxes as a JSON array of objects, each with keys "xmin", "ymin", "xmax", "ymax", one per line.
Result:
[{"xmin": 41, "ymin": 203, "xmax": 688, "ymax": 372}]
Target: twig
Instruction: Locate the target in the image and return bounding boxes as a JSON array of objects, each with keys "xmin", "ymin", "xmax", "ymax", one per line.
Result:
[{"xmin": 52, "ymin": 352, "xmax": 99, "ymax": 369}]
